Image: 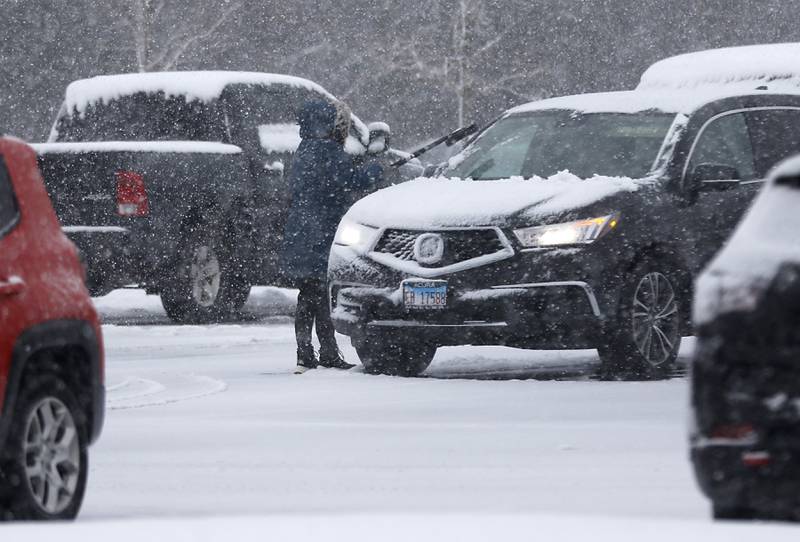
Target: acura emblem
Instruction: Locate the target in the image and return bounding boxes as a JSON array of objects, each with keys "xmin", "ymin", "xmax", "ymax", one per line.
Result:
[{"xmin": 414, "ymin": 233, "xmax": 445, "ymax": 265}]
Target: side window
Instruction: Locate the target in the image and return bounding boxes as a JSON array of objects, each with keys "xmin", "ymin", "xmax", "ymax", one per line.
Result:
[
  {"xmin": 746, "ymin": 109, "xmax": 800, "ymax": 178},
  {"xmin": 688, "ymin": 113, "xmax": 756, "ymax": 181},
  {"xmin": 0, "ymin": 158, "xmax": 19, "ymax": 236},
  {"xmin": 223, "ymin": 84, "xmax": 301, "ymax": 150}
]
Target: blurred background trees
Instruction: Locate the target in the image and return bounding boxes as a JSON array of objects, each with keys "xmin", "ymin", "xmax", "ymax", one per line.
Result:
[{"xmin": 2, "ymin": 0, "xmax": 799, "ymax": 147}]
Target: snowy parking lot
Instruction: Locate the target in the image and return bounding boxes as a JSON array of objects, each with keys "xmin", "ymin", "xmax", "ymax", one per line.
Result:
[{"xmin": 6, "ymin": 289, "xmax": 800, "ymax": 539}]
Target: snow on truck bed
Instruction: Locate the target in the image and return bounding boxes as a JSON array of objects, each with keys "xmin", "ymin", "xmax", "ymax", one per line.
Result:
[
  {"xmin": 32, "ymin": 141, "xmax": 243, "ymax": 155},
  {"xmin": 64, "ymin": 71, "xmax": 335, "ymax": 114}
]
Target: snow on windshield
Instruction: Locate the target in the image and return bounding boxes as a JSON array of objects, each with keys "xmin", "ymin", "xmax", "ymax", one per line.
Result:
[{"xmin": 448, "ymin": 112, "xmax": 674, "ymax": 180}]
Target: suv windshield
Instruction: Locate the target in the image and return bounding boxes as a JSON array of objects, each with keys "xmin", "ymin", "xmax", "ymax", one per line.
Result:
[{"xmin": 447, "ymin": 111, "xmax": 675, "ymax": 180}]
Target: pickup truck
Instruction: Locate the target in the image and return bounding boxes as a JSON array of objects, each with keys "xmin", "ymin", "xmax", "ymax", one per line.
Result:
[{"xmin": 32, "ymin": 71, "xmax": 419, "ymax": 323}]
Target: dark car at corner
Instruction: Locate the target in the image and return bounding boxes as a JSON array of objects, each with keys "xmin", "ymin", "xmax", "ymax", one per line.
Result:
[
  {"xmin": 0, "ymin": 136, "xmax": 104, "ymax": 521},
  {"xmin": 328, "ymin": 46, "xmax": 800, "ymax": 379},
  {"xmin": 691, "ymin": 156, "xmax": 800, "ymax": 522}
]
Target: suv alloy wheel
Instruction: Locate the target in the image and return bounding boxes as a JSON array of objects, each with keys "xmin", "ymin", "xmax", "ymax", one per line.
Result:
[
  {"xmin": 161, "ymin": 228, "xmax": 250, "ymax": 323},
  {"xmin": 598, "ymin": 259, "xmax": 683, "ymax": 379},
  {"xmin": 1, "ymin": 377, "xmax": 88, "ymax": 521}
]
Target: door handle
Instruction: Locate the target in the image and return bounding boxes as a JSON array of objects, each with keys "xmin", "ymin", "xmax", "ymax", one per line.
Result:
[{"xmin": 0, "ymin": 277, "xmax": 25, "ymax": 297}]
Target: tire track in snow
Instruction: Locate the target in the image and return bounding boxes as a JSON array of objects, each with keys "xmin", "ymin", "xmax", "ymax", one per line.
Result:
[{"xmin": 107, "ymin": 374, "xmax": 227, "ymax": 410}]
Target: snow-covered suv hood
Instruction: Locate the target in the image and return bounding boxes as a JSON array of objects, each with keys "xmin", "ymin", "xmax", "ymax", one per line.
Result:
[{"xmin": 346, "ymin": 172, "xmax": 645, "ymax": 229}]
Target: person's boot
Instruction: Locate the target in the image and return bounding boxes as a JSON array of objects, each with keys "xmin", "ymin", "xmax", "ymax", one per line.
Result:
[
  {"xmin": 295, "ymin": 346, "xmax": 318, "ymax": 374},
  {"xmin": 318, "ymin": 347, "xmax": 356, "ymax": 370}
]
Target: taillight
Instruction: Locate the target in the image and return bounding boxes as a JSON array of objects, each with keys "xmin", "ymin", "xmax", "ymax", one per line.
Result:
[
  {"xmin": 116, "ymin": 170, "xmax": 149, "ymax": 216},
  {"xmin": 710, "ymin": 424, "xmax": 756, "ymax": 441}
]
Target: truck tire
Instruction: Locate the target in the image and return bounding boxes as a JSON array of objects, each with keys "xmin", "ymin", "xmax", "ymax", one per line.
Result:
[
  {"xmin": 0, "ymin": 376, "xmax": 88, "ymax": 521},
  {"xmin": 160, "ymin": 229, "xmax": 250, "ymax": 323},
  {"xmin": 598, "ymin": 258, "xmax": 683, "ymax": 380},
  {"xmin": 355, "ymin": 334, "xmax": 437, "ymax": 377}
]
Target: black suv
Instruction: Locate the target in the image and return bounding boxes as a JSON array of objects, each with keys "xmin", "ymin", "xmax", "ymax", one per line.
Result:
[
  {"xmin": 691, "ymin": 156, "xmax": 800, "ymax": 521},
  {"xmin": 328, "ymin": 88, "xmax": 800, "ymax": 378}
]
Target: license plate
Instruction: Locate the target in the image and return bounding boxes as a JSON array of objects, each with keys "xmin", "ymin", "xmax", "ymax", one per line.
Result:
[{"xmin": 403, "ymin": 280, "xmax": 448, "ymax": 310}]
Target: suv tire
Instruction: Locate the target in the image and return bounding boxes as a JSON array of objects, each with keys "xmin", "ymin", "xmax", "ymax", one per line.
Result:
[
  {"xmin": 713, "ymin": 504, "xmax": 758, "ymax": 521},
  {"xmin": 355, "ymin": 334, "xmax": 437, "ymax": 377},
  {"xmin": 161, "ymin": 229, "xmax": 250, "ymax": 323},
  {"xmin": 598, "ymin": 258, "xmax": 683, "ymax": 380},
  {"xmin": 0, "ymin": 376, "xmax": 88, "ymax": 521}
]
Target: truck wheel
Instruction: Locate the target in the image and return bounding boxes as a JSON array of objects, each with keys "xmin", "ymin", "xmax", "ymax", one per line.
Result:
[
  {"xmin": 160, "ymin": 230, "xmax": 250, "ymax": 323},
  {"xmin": 355, "ymin": 334, "xmax": 437, "ymax": 377},
  {"xmin": 598, "ymin": 259, "xmax": 683, "ymax": 380},
  {"xmin": 0, "ymin": 377, "xmax": 88, "ymax": 521}
]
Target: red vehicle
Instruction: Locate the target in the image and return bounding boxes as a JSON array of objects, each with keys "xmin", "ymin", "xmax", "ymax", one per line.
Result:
[{"xmin": 0, "ymin": 137, "xmax": 104, "ymax": 520}]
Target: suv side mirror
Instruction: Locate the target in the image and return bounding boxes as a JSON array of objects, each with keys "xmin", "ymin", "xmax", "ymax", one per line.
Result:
[{"xmin": 692, "ymin": 163, "xmax": 741, "ymax": 192}]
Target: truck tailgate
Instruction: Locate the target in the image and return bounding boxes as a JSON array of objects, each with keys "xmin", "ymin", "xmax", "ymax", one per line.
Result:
[{"xmin": 33, "ymin": 145, "xmax": 122, "ymax": 226}]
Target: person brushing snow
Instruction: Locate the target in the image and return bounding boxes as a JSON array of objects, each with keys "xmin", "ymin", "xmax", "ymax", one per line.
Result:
[{"xmin": 282, "ymin": 100, "xmax": 370, "ymax": 373}]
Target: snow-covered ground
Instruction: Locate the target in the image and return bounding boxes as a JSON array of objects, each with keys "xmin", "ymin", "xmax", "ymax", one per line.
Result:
[{"xmin": 6, "ymin": 289, "xmax": 798, "ymax": 539}]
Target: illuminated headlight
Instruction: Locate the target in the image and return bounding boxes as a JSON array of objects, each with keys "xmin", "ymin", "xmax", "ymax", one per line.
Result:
[
  {"xmin": 513, "ymin": 213, "xmax": 620, "ymax": 248},
  {"xmin": 334, "ymin": 219, "xmax": 379, "ymax": 252}
]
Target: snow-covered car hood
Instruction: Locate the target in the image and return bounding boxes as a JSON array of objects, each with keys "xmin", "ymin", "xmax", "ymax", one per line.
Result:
[
  {"xmin": 694, "ymin": 157, "xmax": 800, "ymax": 325},
  {"xmin": 346, "ymin": 171, "xmax": 646, "ymax": 229}
]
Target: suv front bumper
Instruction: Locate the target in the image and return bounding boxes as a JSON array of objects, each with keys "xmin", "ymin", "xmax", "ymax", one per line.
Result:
[{"xmin": 331, "ymin": 279, "xmax": 604, "ymax": 349}]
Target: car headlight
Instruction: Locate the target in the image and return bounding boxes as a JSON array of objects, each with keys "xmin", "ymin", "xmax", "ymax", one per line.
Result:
[
  {"xmin": 513, "ymin": 213, "xmax": 620, "ymax": 248},
  {"xmin": 334, "ymin": 219, "xmax": 379, "ymax": 252}
]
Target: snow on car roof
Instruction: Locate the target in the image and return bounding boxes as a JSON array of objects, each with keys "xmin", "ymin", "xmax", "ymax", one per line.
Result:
[
  {"xmin": 506, "ymin": 87, "xmax": 800, "ymax": 117},
  {"xmin": 64, "ymin": 71, "xmax": 335, "ymax": 114},
  {"xmin": 639, "ymin": 42, "xmax": 800, "ymax": 91}
]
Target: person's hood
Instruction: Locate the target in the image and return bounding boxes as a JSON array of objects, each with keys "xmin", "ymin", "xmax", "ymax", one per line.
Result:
[
  {"xmin": 344, "ymin": 171, "xmax": 646, "ymax": 229},
  {"xmin": 297, "ymin": 100, "xmax": 337, "ymax": 140}
]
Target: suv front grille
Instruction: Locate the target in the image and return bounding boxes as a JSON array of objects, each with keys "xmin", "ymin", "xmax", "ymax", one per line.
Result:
[{"xmin": 373, "ymin": 229, "xmax": 507, "ymax": 268}]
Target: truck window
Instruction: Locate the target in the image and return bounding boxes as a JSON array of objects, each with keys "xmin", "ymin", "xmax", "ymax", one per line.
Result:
[
  {"xmin": 223, "ymin": 84, "xmax": 335, "ymax": 150},
  {"xmin": 688, "ymin": 113, "xmax": 756, "ymax": 182},
  {"xmin": 54, "ymin": 92, "xmax": 226, "ymax": 142},
  {"xmin": 746, "ymin": 108, "xmax": 800, "ymax": 178},
  {"xmin": 0, "ymin": 158, "xmax": 19, "ymax": 237}
]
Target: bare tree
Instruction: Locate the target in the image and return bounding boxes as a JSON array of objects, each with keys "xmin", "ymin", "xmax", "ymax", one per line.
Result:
[
  {"xmin": 117, "ymin": 0, "xmax": 242, "ymax": 72},
  {"xmin": 355, "ymin": 0, "xmax": 541, "ymax": 126}
]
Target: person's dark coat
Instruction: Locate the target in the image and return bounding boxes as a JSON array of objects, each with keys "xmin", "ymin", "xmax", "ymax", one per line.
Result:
[{"xmin": 281, "ymin": 100, "xmax": 369, "ymax": 281}]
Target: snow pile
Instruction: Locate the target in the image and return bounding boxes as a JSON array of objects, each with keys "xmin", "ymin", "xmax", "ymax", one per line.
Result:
[
  {"xmin": 694, "ymin": 156, "xmax": 800, "ymax": 324},
  {"xmin": 64, "ymin": 71, "xmax": 335, "ymax": 114},
  {"xmin": 639, "ymin": 42, "xmax": 800, "ymax": 91},
  {"xmin": 346, "ymin": 172, "xmax": 645, "ymax": 229},
  {"xmin": 32, "ymin": 141, "xmax": 242, "ymax": 155},
  {"xmin": 258, "ymin": 123, "xmax": 301, "ymax": 153},
  {"xmin": 93, "ymin": 287, "xmax": 297, "ymax": 325}
]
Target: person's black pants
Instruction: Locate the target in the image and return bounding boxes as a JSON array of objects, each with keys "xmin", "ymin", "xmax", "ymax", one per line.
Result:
[{"xmin": 295, "ymin": 279, "xmax": 338, "ymax": 355}]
